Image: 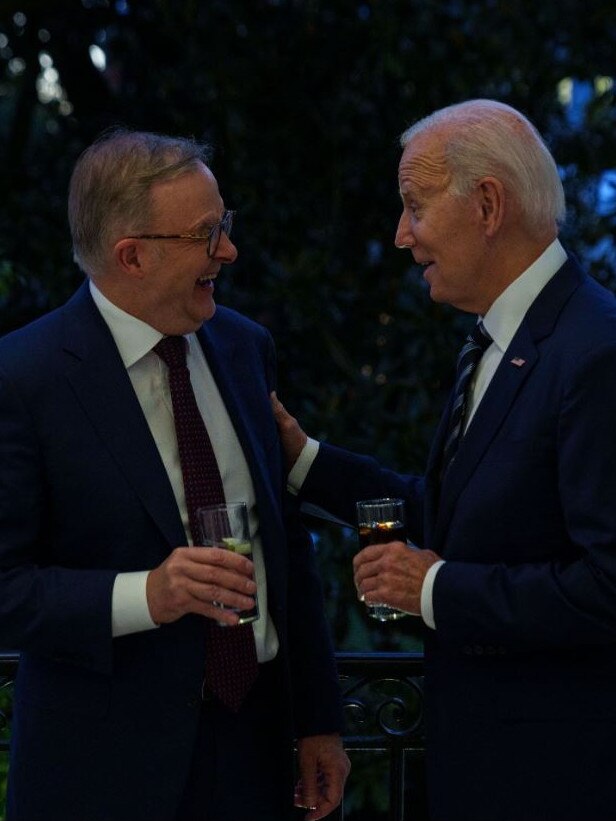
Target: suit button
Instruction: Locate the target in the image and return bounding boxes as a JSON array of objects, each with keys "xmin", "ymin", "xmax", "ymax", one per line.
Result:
[
  {"xmin": 462, "ymin": 645, "xmax": 473, "ymax": 655},
  {"xmin": 473, "ymin": 645, "xmax": 484, "ymax": 655},
  {"xmin": 186, "ymin": 697, "xmax": 199, "ymax": 709}
]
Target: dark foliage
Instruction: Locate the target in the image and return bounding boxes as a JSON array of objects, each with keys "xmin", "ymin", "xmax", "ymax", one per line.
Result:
[
  {"xmin": 1, "ymin": 0, "xmax": 616, "ymax": 655},
  {"xmin": 1, "ymin": 2, "xmax": 616, "ymax": 817}
]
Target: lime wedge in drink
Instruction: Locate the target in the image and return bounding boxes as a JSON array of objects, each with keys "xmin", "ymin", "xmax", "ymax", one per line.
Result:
[{"xmin": 221, "ymin": 537, "xmax": 252, "ymax": 555}]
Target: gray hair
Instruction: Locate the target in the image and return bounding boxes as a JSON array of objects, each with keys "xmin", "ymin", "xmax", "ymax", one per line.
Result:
[
  {"xmin": 68, "ymin": 128, "xmax": 212, "ymax": 276},
  {"xmin": 400, "ymin": 99, "xmax": 566, "ymax": 236}
]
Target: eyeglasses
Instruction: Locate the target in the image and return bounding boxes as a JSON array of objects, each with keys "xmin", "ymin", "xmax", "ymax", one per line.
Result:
[{"xmin": 128, "ymin": 209, "xmax": 234, "ymax": 258}]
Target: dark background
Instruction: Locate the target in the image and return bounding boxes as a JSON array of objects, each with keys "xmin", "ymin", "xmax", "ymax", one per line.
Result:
[
  {"xmin": 2, "ymin": 0, "xmax": 616, "ymax": 654},
  {"xmin": 1, "ymin": 0, "xmax": 616, "ymax": 650},
  {"xmin": 1, "ymin": 2, "xmax": 616, "ymax": 817}
]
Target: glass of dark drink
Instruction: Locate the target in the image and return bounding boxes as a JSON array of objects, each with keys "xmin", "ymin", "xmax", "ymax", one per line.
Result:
[{"xmin": 356, "ymin": 498, "xmax": 408, "ymax": 621}]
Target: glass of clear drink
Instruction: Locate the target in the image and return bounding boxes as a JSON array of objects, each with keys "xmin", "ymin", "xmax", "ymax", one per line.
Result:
[
  {"xmin": 197, "ymin": 501, "xmax": 259, "ymax": 625},
  {"xmin": 356, "ymin": 497, "xmax": 408, "ymax": 622}
]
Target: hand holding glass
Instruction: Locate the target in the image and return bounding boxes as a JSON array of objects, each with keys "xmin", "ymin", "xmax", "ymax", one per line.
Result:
[
  {"xmin": 356, "ymin": 498, "xmax": 409, "ymax": 622},
  {"xmin": 197, "ymin": 502, "xmax": 259, "ymax": 625}
]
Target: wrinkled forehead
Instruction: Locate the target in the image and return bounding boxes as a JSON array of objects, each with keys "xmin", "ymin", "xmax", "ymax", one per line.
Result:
[{"xmin": 398, "ymin": 132, "xmax": 451, "ymax": 195}]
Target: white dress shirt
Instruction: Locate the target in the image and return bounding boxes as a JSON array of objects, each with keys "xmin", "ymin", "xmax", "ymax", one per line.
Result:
[
  {"xmin": 90, "ymin": 282, "xmax": 279, "ymax": 662},
  {"xmin": 288, "ymin": 239, "xmax": 568, "ymax": 629}
]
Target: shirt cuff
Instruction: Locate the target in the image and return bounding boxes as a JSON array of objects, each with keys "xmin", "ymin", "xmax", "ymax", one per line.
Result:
[
  {"xmin": 287, "ymin": 437, "xmax": 320, "ymax": 495},
  {"xmin": 112, "ymin": 571, "xmax": 159, "ymax": 637},
  {"xmin": 420, "ymin": 559, "xmax": 446, "ymax": 630}
]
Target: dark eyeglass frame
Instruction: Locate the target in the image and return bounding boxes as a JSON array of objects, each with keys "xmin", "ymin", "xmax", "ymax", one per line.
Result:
[{"xmin": 127, "ymin": 209, "xmax": 234, "ymax": 258}]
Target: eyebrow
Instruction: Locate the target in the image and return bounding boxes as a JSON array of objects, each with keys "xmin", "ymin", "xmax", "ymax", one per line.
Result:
[
  {"xmin": 190, "ymin": 208, "xmax": 226, "ymax": 234},
  {"xmin": 191, "ymin": 220, "xmax": 214, "ymax": 234}
]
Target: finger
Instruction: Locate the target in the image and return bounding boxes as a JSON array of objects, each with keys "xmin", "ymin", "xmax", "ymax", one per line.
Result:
[
  {"xmin": 270, "ymin": 390, "xmax": 282, "ymax": 412},
  {"xmin": 270, "ymin": 390, "xmax": 290, "ymax": 423},
  {"xmin": 270, "ymin": 390, "xmax": 291, "ymax": 417},
  {"xmin": 200, "ymin": 603, "xmax": 241, "ymax": 626},
  {"xmin": 185, "ymin": 579, "xmax": 257, "ymax": 612},
  {"xmin": 293, "ymin": 780, "xmax": 317, "ymax": 813},
  {"xmin": 353, "ymin": 543, "xmax": 386, "ymax": 570},
  {"xmin": 184, "ymin": 563, "xmax": 257, "ymax": 595},
  {"xmin": 305, "ymin": 797, "xmax": 336, "ymax": 821},
  {"xmin": 298, "ymin": 760, "xmax": 320, "ymax": 812},
  {"xmin": 304, "ymin": 774, "xmax": 342, "ymax": 821},
  {"xmin": 353, "ymin": 554, "xmax": 381, "ymax": 579},
  {"xmin": 184, "ymin": 546, "xmax": 255, "ymax": 575},
  {"xmin": 355, "ymin": 576, "xmax": 379, "ymax": 602},
  {"xmin": 353, "ymin": 559, "xmax": 382, "ymax": 591}
]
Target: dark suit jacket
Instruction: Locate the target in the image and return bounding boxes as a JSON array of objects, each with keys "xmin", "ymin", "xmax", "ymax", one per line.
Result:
[
  {"xmin": 0, "ymin": 283, "xmax": 342, "ymax": 821},
  {"xmin": 300, "ymin": 257, "xmax": 616, "ymax": 821}
]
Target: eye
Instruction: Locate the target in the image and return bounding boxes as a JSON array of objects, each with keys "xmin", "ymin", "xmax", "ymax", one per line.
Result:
[{"xmin": 407, "ymin": 202, "xmax": 421, "ymax": 218}]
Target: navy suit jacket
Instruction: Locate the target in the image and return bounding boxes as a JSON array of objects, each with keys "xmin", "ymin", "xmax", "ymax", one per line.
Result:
[
  {"xmin": 300, "ymin": 257, "xmax": 616, "ymax": 821},
  {"xmin": 0, "ymin": 284, "xmax": 342, "ymax": 821}
]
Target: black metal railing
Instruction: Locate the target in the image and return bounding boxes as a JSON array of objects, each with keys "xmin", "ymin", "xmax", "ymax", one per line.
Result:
[
  {"xmin": 333, "ymin": 652, "xmax": 426, "ymax": 821},
  {"xmin": 0, "ymin": 651, "xmax": 426, "ymax": 820}
]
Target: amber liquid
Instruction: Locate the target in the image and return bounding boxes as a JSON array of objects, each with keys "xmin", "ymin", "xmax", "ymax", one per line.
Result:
[
  {"xmin": 357, "ymin": 521, "xmax": 408, "ymax": 621},
  {"xmin": 358, "ymin": 521, "xmax": 406, "ymax": 548}
]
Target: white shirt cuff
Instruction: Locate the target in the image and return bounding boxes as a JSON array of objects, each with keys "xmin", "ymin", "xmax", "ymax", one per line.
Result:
[
  {"xmin": 420, "ymin": 559, "xmax": 446, "ymax": 630},
  {"xmin": 287, "ymin": 437, "xmax": 320, "ymax": 495},
  {"xmin": 112, "ymin": 571, "xmax": 159, "ymax": 637}
]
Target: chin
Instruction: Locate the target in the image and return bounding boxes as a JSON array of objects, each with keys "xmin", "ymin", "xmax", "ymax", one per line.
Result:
[
  {"xmin": 427, "ymin": 285, "xmax": 447, "ymax": 304},
  {"xmin": 201, "ymin": 301, "xmax": 217, "ymax": 322}
]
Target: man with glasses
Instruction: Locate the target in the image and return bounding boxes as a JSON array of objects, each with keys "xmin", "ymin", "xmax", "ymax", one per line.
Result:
[{"xmin": 0, "ymin": 129, "xmax": 349, "ymax": 821}]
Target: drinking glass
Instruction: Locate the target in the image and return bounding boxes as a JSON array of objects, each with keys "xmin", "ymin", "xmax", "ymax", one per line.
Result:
[
  {"xmin": 197, "ymin": 502, "xmax": 259, "ymax": 625},
  {"xmin": 356, "ymin": 497, "xmax": 408, "ymax": 621}
]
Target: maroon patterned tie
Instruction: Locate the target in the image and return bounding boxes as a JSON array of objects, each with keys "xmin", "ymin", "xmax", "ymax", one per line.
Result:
[{"xmin": 154, "ymin": 335, "xmax": 258, "ymax": 712}]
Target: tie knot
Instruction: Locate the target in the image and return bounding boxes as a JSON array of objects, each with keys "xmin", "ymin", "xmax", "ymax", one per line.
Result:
[
  {"xmin": 153, "ymin": 336, "xmax": 187, "ymax": 370},
  {"xmin": 468, "ymin": 321, "xmax": 492, "ymax": 353}
]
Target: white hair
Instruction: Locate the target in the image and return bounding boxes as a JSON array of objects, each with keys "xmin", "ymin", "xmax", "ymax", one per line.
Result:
[{"xmin": 400, "ymin": 99, "xmax": 566, "ymax": 236}]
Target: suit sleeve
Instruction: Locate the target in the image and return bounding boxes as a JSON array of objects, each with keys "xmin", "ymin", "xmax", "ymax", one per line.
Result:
[
  {"xmin": 261, "ymin": 331, "xmax": 344, "ymax": 737},
  {"xmin": 0, "ymin": 368, "xmax": 116, "ymax": 674},
  {"xmin": 434, "ymin": 341, "xmax": 616, "ymax": 650},
  {"xmin": 301, "ymin": 442, "xmax": 426, "ymax": 546},
  {"xmin": 284, "ymin": 492, "xmax": 346, "ymax": 738}
]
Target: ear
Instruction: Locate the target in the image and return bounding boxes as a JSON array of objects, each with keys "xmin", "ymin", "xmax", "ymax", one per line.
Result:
[
  {"xmin": 476, "ymin": 177, "xmax": 505, "ymax": 237},
  {"xmin": 113, "ymin": 238, "xmax": 147, "ymax": 278}
]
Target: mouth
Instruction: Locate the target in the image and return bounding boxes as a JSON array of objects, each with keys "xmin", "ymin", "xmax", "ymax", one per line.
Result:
[
  {"xmin": 417, "ymin": 260, "xmax": 434, "ymax": 275},
  {"xmin": 196, "ymin": 274, "xmax": 216, "ymax": 289}
]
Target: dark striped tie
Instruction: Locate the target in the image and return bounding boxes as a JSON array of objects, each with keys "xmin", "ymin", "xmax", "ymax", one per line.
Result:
[
  {"xmin": 154, "ymin": 335, "xmax": 258, "ymax": 712},
  {"xmin": 441, "ymin": 321, "xmax": 492, "ymax": 473}
]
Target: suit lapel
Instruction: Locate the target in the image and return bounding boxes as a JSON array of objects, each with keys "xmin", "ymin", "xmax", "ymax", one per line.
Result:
[
  {"xmin": 433, "ymin": 324, "xmax": 538, "ymax": 550},
  {"xmin": 196, "ymin": 323, "xmax": 276, "ymax": 514},
  {"xmin": 431, "ymin": 258, "xmax": 584, "ymax": 553},
  {"xmin": 61, "ymin": 286, "xmax": 186, "ymax": 549}
]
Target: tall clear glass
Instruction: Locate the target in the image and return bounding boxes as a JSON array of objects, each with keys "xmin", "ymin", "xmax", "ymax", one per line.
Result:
[
  {"xmin": 197, "ymin": 502, "xmax": 259, "ymax": 625},
  {"xmin": 356, "ymin": 497, "xmax": 408, "ymax": 622}
]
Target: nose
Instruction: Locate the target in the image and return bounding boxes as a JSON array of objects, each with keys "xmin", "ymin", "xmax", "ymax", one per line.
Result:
[
  {"xmin": 394, "ymin": 211, "xmax": 415, "ymax": 249},
  {"xmin": 214, "ymin": 231, "xmax": 238, "ymax": 263}
]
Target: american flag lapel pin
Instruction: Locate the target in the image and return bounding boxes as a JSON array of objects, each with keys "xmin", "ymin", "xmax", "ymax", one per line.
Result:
[{"xmin": 510, "ymin": 356, "xmax": 526, "ymax": 367}]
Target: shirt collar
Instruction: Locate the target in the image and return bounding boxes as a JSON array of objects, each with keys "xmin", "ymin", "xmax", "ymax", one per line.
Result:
[
  {"xmin": 481, "ymin": 238, "xmax": 568, "ymax": 353},
  {"xmin": 89, "ymin": 280, "xmax": 164, "ymax": 369}
]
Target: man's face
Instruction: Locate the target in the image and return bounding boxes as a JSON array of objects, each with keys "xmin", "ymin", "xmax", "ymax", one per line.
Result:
[
  {"xmin": 134, "ymin": 163, "xmax": 237, "ymax": 335},
  {"xmin": 395, "ymin": 132, "xmax": 490, "ymax": 314}
]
